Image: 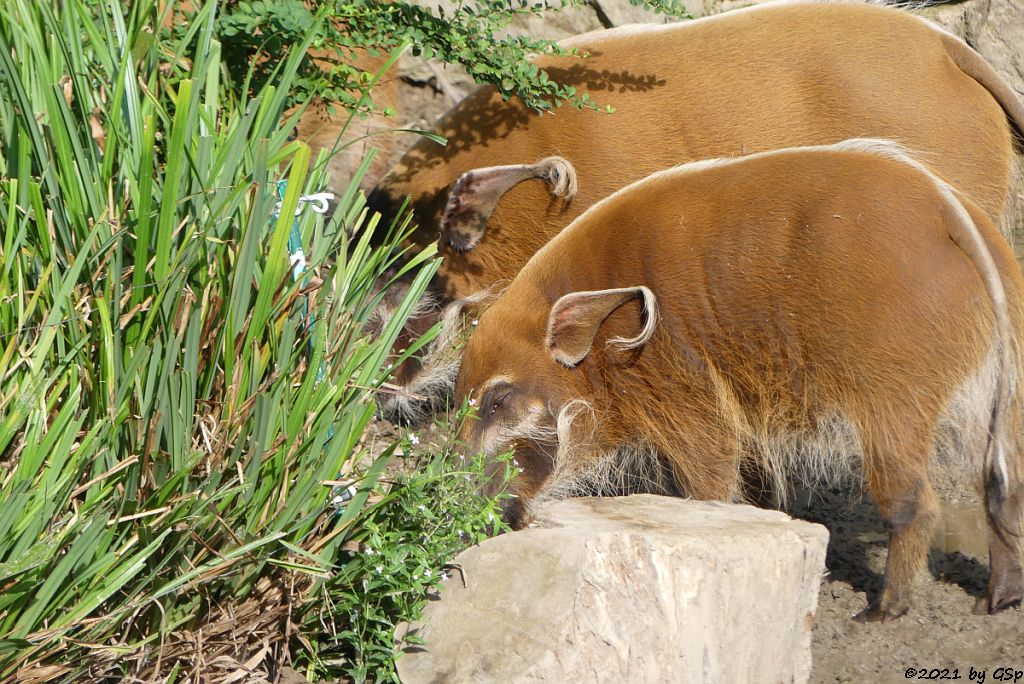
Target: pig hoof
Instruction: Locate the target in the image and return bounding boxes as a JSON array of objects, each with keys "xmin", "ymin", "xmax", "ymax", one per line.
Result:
[
  {"xmin": 985, "ymin": 591, "xmax": 1022, "ymax": 614},
  {"xmin": 852, "ymin": 604, "xmax": 908, "ymax": 623}
]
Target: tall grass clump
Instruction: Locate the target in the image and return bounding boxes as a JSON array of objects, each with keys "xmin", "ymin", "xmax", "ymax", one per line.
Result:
[{"xmin": 0, "ymin": 0, "xmax": 504, "ymax": 681}]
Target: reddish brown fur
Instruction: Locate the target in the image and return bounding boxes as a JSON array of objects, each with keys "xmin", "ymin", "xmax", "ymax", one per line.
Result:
[
  {"xmin": 455, "ymin": 141, "xmax": 1024, "ymax": 620},
  {"xmin": 374, "ymin": 0, "xmax": 1024, "ymax": 420},
  {"xmin": 376, "ymin": 1, "xmax": 1024, "ymax": 300}
]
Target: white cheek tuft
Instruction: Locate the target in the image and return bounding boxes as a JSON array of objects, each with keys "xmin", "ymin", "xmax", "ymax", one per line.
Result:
[{"xmin": 480, "ymin": 401, "xmax": 556, "ymax": 458}]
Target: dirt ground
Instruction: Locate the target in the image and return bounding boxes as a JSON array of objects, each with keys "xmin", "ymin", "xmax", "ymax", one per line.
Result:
[{"xmin": 793, "ymin": 464, "xmax": 1024, "ymax": 684}]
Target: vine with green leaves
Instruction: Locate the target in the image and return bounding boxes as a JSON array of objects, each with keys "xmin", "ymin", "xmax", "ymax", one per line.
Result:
[{"xmin": 179, "ymin": 0, "xmax": 690, "ymax": 113}]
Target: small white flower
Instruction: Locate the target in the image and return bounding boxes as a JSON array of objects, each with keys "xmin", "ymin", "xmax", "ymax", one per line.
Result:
[
  {"xmin": 375, "ymin": 566, "xmax": 383, "ymax": 574},
  {"xmin": 386, "ymin": 363, "xmax": 393, "ymax": 370},
  {"xmin": 418, "ymin": 504, "xmax": 427, "ymax": 512},
  {"xmin": 424, "ymin": 569, "xmax": 432, "ymax": 578},
  {"xmin": 487, "ymin": 512, "xmax": 495, "ymax": 522},
  {"xmin": 409, "ymin": 433, "xmax": 420, "ymax": 445},
  {"xmin": 517, "ymin": 467, "xmax": 524, "ymax": 474},
  {"xmin": 512, "ymin": 459, "xmax": 519, "ymax": 467},
  {"xmin": 365, "ymin": 547, "xmax": 374, "ymax": 555},
  {"xmin": 471, "ymin": 319, "xmax": 479, "ymax": 326},
  {"xmin": 441, "ymin": 571, "xmax": 450, "ymax": 581},
  {"xmin": 468, "ymin": 398, "xmax": 477, "ymax": 407}
]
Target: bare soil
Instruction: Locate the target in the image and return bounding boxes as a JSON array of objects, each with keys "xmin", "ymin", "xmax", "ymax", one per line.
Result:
[{"xmin": 794, "ymin": 465, "xmax": 1024, "ymax": 684}]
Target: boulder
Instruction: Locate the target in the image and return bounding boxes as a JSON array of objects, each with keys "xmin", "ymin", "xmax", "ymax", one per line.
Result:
[
  {"xmin": 922, "ymin": 0, "xmax": 1024, "ymax": 101},
  {"xmin": 396, "ymin": 495, "xmax": 829, "ymax": 684},
  {"xmin": 589, "ymin": 0, "xmax": 716, "ymax": 26}
]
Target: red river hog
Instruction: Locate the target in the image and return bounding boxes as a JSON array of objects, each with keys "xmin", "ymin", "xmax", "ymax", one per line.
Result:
[
  {"xmin": 370, "ymin": 0, "xmax": 1024, "ymax": 424},
  {"xmin": 454, "ymin": 139, "xmax": 1024, "ymax": 622}
]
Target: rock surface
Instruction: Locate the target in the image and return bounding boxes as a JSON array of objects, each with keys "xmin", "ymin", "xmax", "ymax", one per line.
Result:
[
  {"xmin": 396, "ymin": 495, "xmax": 829, "ymax": 684},
  {"xmin": 922, "ymin": 0, "xmax": 1024, "ymax": 101}
]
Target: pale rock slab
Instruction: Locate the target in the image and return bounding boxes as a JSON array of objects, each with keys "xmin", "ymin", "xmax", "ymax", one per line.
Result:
[
  {"xmin": 590, "ymin": 0, "xmax": 721, "ymax": 25},
  {"xmin": 396, "ymin": 495, "xmax": 829, "ymax": 684}
]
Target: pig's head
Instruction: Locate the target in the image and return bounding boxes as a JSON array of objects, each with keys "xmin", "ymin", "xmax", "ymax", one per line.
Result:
[
  {"xmin": 455, "ymin": 284, "xmax": 659, "ymax": 528},
  {"xmin": 366, "ymin": 156, "xmax": 579, "ymax": 426}
]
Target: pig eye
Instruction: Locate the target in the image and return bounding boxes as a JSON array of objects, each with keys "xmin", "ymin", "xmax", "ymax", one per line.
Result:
[
  {"xmin": 481, "ymin": 384, "xmax": 512, "ymax": 417},
  {"xmin": 488, "ymin": 390, "xmax": 510, "ymax": 416}
]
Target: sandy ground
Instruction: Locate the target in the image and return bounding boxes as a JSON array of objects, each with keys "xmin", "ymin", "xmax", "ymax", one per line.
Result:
[{"xmin": 795, "ymin": 467, "xmax": 1024, "ymax": 684}]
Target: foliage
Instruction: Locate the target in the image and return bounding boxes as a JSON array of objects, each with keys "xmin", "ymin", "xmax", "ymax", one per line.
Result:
[
  {"xmin": 176, "ymin": 0, "xmax": 692, "ymax": 112},
  {"xmin": 0, "ymin": 0, "xmax": 506, "ymax": 680},
  {"xmin": 300, "ymin": 417, "xmax": 515, "ymax": 682}
]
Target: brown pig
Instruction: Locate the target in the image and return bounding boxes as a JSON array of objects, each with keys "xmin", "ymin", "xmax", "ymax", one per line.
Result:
[
  {"xmin": 373, "ymin": 0, "xmax": 1024, "ymax": 424},
  {"xmin": 454, "ymin": 139, "xmax": 1024, "ymax": 621}
]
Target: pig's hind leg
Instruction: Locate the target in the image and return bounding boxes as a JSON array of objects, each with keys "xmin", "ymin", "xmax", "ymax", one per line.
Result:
[
  {"xmin": 981, "ymin": 435, "xmax": 1024, "ymax": 613},
  {"xmin": 855, "ymin": 414, "xmax": 939, "ymax": 623}
]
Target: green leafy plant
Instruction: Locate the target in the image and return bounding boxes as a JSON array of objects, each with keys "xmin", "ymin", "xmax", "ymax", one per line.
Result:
[
  {"xmin": 173, "ymin": 0, "xmax": 692, "ymax": 112},
  {"xmin": 0, "ymin": 0, "xmax": 471, "ymax": 680},
  {"xmin": 303, "ymin": 411, "xmax": 516, "ymax": 682},
  {"xmin": 0, "ymin": 0, "xmax": 545, "ymax": 678}
]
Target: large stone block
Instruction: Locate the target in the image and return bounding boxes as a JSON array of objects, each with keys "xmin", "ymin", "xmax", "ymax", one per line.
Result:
[{"xmin": 396, "ymin": 495, "xmax": 829, "ymax": 684}]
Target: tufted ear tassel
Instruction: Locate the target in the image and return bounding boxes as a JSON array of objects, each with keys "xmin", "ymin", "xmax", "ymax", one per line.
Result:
[
  {"xmin": 546, "ymin": 286, "xmax": 659, "ymax": 367},
  {"xmin": 440, "ymin": 156, "xmax": 578, "ymax": 252}
]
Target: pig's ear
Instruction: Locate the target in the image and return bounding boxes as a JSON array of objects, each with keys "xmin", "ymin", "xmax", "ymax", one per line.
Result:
[
  {"xmin": 440, "ymin": 156, "xmax": 577, "ymax": 252},
  {"xmin": 546, "ymin": 286, "xmax": 658, "ymax": 367}
]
